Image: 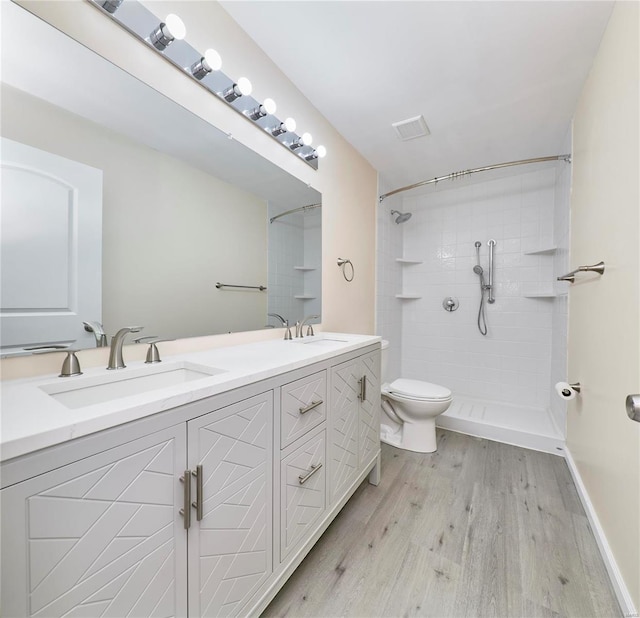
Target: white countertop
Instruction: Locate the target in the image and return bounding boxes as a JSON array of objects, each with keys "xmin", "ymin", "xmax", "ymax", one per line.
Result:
[{"xmin": 0, "ymin": 333, "xmax": 380, "ymax": 462}]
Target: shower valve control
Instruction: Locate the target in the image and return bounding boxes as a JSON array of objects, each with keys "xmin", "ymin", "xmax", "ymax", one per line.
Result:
[{"xmin": 443, "ymin": 297, "xmax": 459, "ymax": 312}]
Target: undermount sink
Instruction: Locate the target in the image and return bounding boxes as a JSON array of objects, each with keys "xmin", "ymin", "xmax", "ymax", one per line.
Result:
[
  {"xmin": 292, "ymin": 334, "xmax": 349, "ymax": 345},
  {"xmin": 40, "ymin": 361, "xmax": 226, "ymax": 409}
]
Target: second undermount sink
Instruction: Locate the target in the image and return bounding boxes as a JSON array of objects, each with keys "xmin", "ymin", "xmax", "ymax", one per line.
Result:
[
  {"xmin": 40, "ymin": 361, "xmax": 226, "ymax": 409},
  {"xmin": 292, "ymin": 334, "xmax": 349, "ymax": 345}
]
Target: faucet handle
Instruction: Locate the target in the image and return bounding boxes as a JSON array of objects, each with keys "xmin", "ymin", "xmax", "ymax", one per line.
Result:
[
  {"xmin": 59, "ymin": 350, "xmax": 82, "ymax": 377},
  {"xmin": 306, "ymin": 324, "xmax": 315, "ymax": 337},
  {"xmin": 134, "ymin": 337, "xmax": 174, "ymax": 363},
  {"xmin": 133, "ymin": 335, "xmax": 159, "ymax": 344}
]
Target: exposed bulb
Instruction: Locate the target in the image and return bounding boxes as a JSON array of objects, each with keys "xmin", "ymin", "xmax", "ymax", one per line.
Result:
[
  {"xmin": 164, "ymin": 14, "xmax": 186, "ymax": 40},
  {"xmin": 262, "ymin": 98, "xmax": 277, "ymax": 115},
  {"xmin": 150, "ymin": 13, "xmax": 186, "ymax": 50},
  {"xmin": 316, "ymin": 145, "xmax": 327, "ymax": 158},
  {"xmin": 284, "ymin": 117, "xmax": 297, "ymax": 132},
  {"xmin": 236, "ymin": 77, "xmax": 252, "ymax": 96},
  {"xmin": 248, "ymin": 98, "xmax": 277, "ymax": 121},
  {"xmin": 203, "ymin": 48, "xmax": 222, "ymax": 71},
  {"xmin": 223, "ymin": 77, "xmax": 253, "ymax": 102},
  {"xmin": 302, "ymin": 132, "xmax": 313, "ymax": 146},
  {"xmin": 191, "ymin": 48, "xmax": 222, "ymax": 80}
]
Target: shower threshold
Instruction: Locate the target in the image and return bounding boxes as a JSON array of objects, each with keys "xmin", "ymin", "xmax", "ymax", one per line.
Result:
[{"xmin": 437, "ymin": 396, "xmax": 565, "ymax": 455}]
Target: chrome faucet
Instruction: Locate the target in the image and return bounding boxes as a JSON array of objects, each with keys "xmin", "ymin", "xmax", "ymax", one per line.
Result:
[
  {"xmin": 107, "ymin": 326, "xmax": 143, "ymax": 370},
  {"xmin": 296, "ymin": 315, "xmax": 319, "ymax": 338},
  {"xmin": 83, "ymin": 321, "xmax": 108, "ymax": 347},
  {"xmin": 268, "ymin": 313, "xmax": 292, "ymax": 340}
]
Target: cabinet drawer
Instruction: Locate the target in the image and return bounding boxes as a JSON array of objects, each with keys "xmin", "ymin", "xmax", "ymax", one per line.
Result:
[
  {"xmin": 280, "ymin": 370, "xmax": 327, "ymax": 448},
  {"xmin": 280, "ymin": 431, "xmax": 326, "ymax": 562}
]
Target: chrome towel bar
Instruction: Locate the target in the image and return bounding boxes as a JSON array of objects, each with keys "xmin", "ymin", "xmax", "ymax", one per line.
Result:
[
  {"xmin": 557, "ymin": 261, "xmax": 605, "ymax": 283},
  {"xmin": 216, "ymin": 282, "xmax": 267, "ymax": 291}
]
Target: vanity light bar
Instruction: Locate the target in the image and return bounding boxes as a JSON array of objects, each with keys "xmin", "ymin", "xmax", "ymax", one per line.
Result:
[{"xmin": 88, "ymin": 0, "xmax": 324, "ymax": 168}]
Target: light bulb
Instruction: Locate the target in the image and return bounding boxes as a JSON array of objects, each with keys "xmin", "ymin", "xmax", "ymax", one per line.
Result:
[
  {"xmin": 223, "ymin": 77, "xmax": 253, "ymax": 103},
  {"xmin": 203, "ymin": 48, "xmax": 222, "ymax": 71},
  {"xmin": 191, "ymin": 48, "xmax": 222, "ymax": 80},
  {"xmin": 316, "ymin": 145, "xmax": 327, "ymax": 158},
  {"xmin": 302, "ymin": 132, "xmax": 313, "ymax": 146},
  {"xmin": 236, "ymin": 77, "xmax": 252, "ymax": 96},
  {"xmin": 284, "ymin": 117, "xmax": 296, "ymax": 132},
  {"xmin": 262, "ymin": 98, "xmax": 277, "ymax": 115},
  {"xmin": 150, "ymin": 14, "xmax": 186, "ymax": 50},
  {"xmin": 164, "ymin": 14, "xmax": 186, "ymax": 40}
]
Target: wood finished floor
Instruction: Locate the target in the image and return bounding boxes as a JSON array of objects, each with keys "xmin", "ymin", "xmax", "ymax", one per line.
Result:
[{"xmin": 262, "ymin": 430, "xmax": 622, "ymax": 618}]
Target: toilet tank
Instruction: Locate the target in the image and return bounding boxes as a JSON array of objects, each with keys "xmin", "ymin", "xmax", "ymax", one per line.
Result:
[{"xmin": 381, "ymin": 340, "xmax": 389, "ymax": 383}]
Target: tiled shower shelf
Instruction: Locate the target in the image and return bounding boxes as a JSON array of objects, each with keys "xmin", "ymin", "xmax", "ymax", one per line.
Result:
[
  {"xmin": 523, "ymin": 291, "xmax": 558, "ymax": 298},
  {"xmin": 523, "ymin": 246, "xmax": 557, "ymax": 255},
  {"xmin": 294, "ymin": 295, "xmax": 317, "ymax": 299},
  {"xmin": 294, "ymin": 266, "xmax": 317, "ymax": 271},
  {"xmin": 395, "ymin": 258, "xmax": 423, "ymax": 264},
  {"xmin": 395, "ymin": 294, "xmax": 422, "ymax": 299}
]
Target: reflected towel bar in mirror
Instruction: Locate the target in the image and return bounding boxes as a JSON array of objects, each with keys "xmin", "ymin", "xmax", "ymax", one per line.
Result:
[{"xmin": 216, "ymin": 282, "xmax": 267, "ymax": 291}]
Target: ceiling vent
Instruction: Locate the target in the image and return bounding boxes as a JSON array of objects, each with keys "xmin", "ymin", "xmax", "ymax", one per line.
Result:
[{"xmin": 392, "ymin": 115, "xmax": 430, "ymax": 141}]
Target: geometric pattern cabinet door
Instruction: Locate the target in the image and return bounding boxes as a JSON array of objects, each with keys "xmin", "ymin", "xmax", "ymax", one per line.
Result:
[
  {"xmin": 0, "ymin": 424, "xmax": 188, "ymax": 618},
  {"xmin": 329, "ymin": 359, "xmax": 361, "ymax": 503},
  {"xmin": 187, "ymin": 392, "xmax": 273, "ymax": 618},
  {"xmin": 359, "ymin": 350, "xmax": 381, "ymax": 467}
]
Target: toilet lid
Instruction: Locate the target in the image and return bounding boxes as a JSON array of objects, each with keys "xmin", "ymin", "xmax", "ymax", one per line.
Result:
[{"xmin": 388, "ymin": 379, "xmax": 452, "ymax": 401}]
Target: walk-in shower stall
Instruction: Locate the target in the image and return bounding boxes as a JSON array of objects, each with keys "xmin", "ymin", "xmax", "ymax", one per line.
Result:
[{"xmin": 376, "ymin": 150, "xmax": 571, "ymax": 453}]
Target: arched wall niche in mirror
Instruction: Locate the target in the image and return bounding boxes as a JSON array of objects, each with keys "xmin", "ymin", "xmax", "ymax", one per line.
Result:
[{"xmin": 0, "ymin": 2, "xmax": 321, "ymax": 356}]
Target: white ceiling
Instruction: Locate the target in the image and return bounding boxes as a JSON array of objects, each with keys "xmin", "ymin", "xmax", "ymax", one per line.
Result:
[{"xmin": 221, "ymin": 1, "xmax": 614, "ymax": 191}]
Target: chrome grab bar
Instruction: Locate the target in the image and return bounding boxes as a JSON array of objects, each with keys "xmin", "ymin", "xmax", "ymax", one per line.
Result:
[
  {"xmin": 488, "ymin": 239, "xmax": 496, "ymax": 304},
  {"xmin": 298, "ymin": 463, "xmax": 323, "ymax": 485},
  {"xmin": 299, "ymin": 400, "xmax": 323, "ymax": 415},
  {"xmin": 557, "ymin": 261, "xmax": 605, "ymax": 283},
  {"xmin": 216, "ymin": 282, "xmax": 267, "ymax": 291}
]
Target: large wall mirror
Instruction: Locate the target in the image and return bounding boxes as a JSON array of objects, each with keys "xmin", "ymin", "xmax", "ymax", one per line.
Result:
[{"xmin": 0, "ymin": 2, "xmax": 321, "ymax": 356}]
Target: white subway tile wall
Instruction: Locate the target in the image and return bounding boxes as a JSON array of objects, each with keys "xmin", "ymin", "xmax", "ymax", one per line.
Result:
[{"xmin": 379, "ymin": 166, "xmax": 571, "ymax": 414}]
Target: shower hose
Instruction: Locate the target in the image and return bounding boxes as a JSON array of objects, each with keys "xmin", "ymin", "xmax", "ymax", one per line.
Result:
[{"xmin": 477, "ymin": 279, "xmax": 488, "ymax": 336}]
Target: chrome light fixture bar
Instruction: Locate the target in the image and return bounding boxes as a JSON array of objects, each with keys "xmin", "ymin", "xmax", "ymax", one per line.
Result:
[{"xmin": 88, "ymin": 0, "xmax": 325, "ymax": 169}]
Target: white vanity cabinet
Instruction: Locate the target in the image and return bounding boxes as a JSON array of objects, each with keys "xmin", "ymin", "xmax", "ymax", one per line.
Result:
[
  {"xmin": 1, "ymin": 424, "xmax": 189, "ymax": 618},
  {"xmin": 329, "ymin": 350, "xmax": 381, "ymax": 502},
  {"xmin": 187, "ymin": 392, "xmax": 273, "ymax": 617},
  {"xmin": 1, "ymin": 339, "xmax": 381, "ymax": 618}
]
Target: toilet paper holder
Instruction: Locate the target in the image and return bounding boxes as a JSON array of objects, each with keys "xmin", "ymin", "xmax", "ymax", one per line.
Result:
[{"xmin": 561, "ymin": 382, "xmax": 581, "ymax": 396}]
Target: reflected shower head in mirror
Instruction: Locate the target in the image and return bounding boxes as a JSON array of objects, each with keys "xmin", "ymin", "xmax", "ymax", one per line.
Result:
[{"xmin": 390, "ymin": 210, "xmax": 412, "ymax": 224}]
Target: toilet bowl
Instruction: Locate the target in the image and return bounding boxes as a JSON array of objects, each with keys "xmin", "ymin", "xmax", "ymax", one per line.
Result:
[{"xmin": 380, "ymin": 341, "xmax": 453, "ymax": 453}]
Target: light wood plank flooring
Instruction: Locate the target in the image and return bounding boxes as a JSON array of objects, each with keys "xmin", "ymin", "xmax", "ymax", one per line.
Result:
[{"xmin": 263, "ymin": 430, "xmax": 621, "ymax": 618}]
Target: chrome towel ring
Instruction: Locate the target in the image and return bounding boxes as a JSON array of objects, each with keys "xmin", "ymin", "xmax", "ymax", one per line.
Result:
[{"xmin": 337, "ymin": 258, "xmax": 354, "ymax": 282}]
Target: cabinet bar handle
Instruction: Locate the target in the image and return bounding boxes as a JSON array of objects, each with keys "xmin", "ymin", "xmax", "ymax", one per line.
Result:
[
  {"xmin": 299, "ymin": 399, "xmax": 323, "ymax": 415},
  {"xmin": 179, "ymin": 470, "xmax": 191, "ymax": 529},
  {"xmin": 298, "ymin": 463, "xmax": 323, "ymax": 485},
  {"xmin": 358, "ymin": 376, "xmax": 367, "ymax": 402},
  {"xmin": 191, "ymin": 465, "xmax": 203, "ymax": 521}
]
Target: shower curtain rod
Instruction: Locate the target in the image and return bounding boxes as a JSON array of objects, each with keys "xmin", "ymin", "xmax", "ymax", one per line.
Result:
[
  {"xmin": 269, "ymin": 203, "xmax": 321, "ymax": 224},
  {"xmin": 379, "ymin": 154, "xmax": 571, "ymax": 202}
]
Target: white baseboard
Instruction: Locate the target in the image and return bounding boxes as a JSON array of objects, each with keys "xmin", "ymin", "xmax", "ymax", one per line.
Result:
[{"xmin": 564, "ymin": 446, "xmax": 637, "ymax": 616}]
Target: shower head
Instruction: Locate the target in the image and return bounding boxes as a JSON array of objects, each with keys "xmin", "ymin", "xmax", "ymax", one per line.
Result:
[
  {"xmin": 390, "ymin": 210, "xmax": 412, "ymax": 224},
  {"xmin": 473, "ymin": 265, "xmax": 484, "ymax": 275}
]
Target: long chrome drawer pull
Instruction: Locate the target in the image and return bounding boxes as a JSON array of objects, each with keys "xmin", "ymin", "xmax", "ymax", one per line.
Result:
[
  {"xmin": 179, "ymin": 470, "xmax": 191, "ymax": 529},
  {"xmin": 191, "ymin": 465, "xmax": 203, "ymax": 521},
  {"xmin": 299, "ymin": 400, "xmax": 323, "ymax": 415},
  {"xmin": 358, "ymin": 376, "xmax": 367, "ymax": 401},
  {"xmin": 298, "ymin": 463, "xmax": 323, "ymax": 485}
]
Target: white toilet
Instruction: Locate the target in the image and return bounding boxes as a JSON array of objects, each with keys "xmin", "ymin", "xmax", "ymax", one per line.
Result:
[{"xmin": 380, "ymin": 340, "xmax": 453, "ymax": 453}]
